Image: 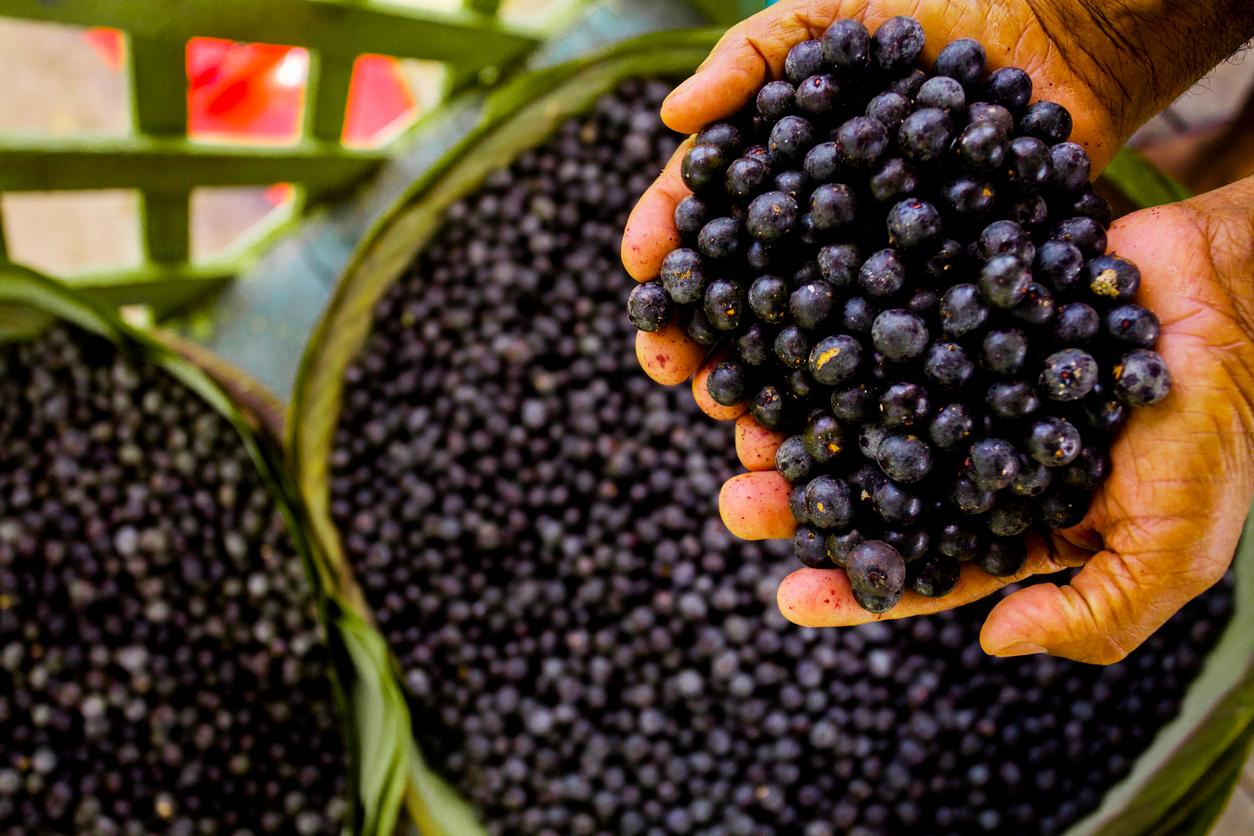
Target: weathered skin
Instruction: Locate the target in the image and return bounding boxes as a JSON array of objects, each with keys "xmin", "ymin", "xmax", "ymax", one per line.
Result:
[{"xmin": 621, "ymin": 0, "xmax": 1254, "ymax": 663}]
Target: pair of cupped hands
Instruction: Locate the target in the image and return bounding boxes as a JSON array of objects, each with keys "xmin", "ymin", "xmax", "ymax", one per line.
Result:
[{"xmin": 621, "ymin": 0, "xmax": 1254, "ymax": 663}]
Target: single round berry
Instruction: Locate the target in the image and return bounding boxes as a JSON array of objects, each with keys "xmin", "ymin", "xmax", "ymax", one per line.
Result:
[
  {"xmin": 942, "ymin": 177, "xmax": 996, "ymax": 216},
  {"xmin": 831, "ymin": 383, "xmax": 872, "ymax": 422},
  {"xmin": 681, "ymin": 143, "xmax": 729, "ymax": 195},
  {"xmin": 872, "ymin": 309, "xmax": 929, "ymax": 362},
  {"xmin": 793, "ymin": 525, "xmax": 829, "ymax": 568},
  {"xmin": 866, "ymin": 92, "xmax": 911, "ymax": 129},
  {"xmin": 750, "ymin": 384, "xmax": 787, "ymax": 429},
  {"xmin": 790, "ymin": 282, "xmax": 835, "ymax": 330},
  {"xmin": 1053, "ymin": 216, "xmax": 1108, "ymax": 259},
  {"xmin": 979, "ymin": 220, "xmax": 1034, "ymax": 263},
  {"xmin": 938, "ymin": 522, "xmax": 984, "ymax": 561},
  {"xmin": 987, "ymin": 381, "xmax": 1040, "ymax": 420},
  {"xmin": 684, "ymin": 307, "xmax": 718, "ymax": 345},
  {"xmin": 1039, "ymin": 490, "xmax": 1090, "ymax": 529},
  {"xmin": 870, "ymin": 157, "xmax": 919, "ymax": 203},
  {"xmin": 1105, "ymin": 304, "xmax": 1160, "ymax": 348},
  {"xmin": 703, "ymin": 278, "xmax": 745, "ymax": 331},
  {"xmin": 817, "ymin": 243, "xmax": 861, "ymax": 288},
  {"xmin": 1086, "ymin": 255, "xmax": 1141, "ymax": 302},
  {"xmin": 725, "ymin": 156, "xmax": 772, "ymax": 201},
  {"xmin": 968, "ymin": 101, "xmax": 1014, "ymax": 133},
  {"xmin": 859, "ymin": 249, "xmax": 907, "ymax": 298},
  {"xmin": 978, "ymin": 537, "xmax": 1027, "ymax": 576},
  {"xmin": 911, "ymin": 555, "xmax": 961, "ymax": 597},
  {"xmin": 842, "ymin": 296, "xmax": 875, "ymax": 334},
  {"xmin": 627, "ymin": 281, "xmax": 671, "ymax": 332},
  {"xmin": 1074, "ymin": 187, "xmax": 1114, "ymax": 227},
  {"xmin": 748, "ymin": 275, "xmax": 790, "ymax": 323},
  {"xmin": 969, "ymin": 438, "xmax": 1021, "ymax": 491},
  {"xmin": 887, "ymin": 199, "xmax": 942, "ymax": 249},
  {"xmin": 952, "ymin": 476, "xmax": 996, "ymax": 514},
  {"xmin": 706, "ymin": 359, "xmax": 749, "ymax": 406},
  {"xmin": 804, "ymin": 413, "xmax": 848, "ymax": 464},
  {"xmin": 810, "ymin": 183, "xmax": 858, "ymax": 230},
  {"xmin": 796, "ymin": 74, "xmax": 841, "ymax": 115},
  {"xmin": 877, "ymin": 434, "xmax": 933, "ymax": 483},
  {"xmin": 803, "ymin": 142, "xmax": 841, "ymax": 183},
  {"xmin": 1019, "ymin": 101, "xmax": 1072, "ymax": 143},
  {"xmin": 981, "ymin": 329, "xmax": 1028, "ymax": 376},
  {"xmin": 1005, "ymin": 136, "xmax": 1052, "ymax": 186},
  {"xmin": 898, "ymin": 108, "xmax": 954, "ymax": 162},
  {"xmin": 659, "ymin": 248, "xmax": 707, "ymax": 305},
  {"xmin": 1035, "ymin": 240, "xmax": 1085, "ymax": 293},
  {"xmin": 1040, "ymin": 348, "xmax": 1099, "ymax": 402},
  {"xmin": 696, "ymin": 121, "xmax": 742, "ymax": 154},
  {"xmin": 808, "ymin": 335, "xmax": 863, "ymax": 386},
  {"xmin": 770, "ymin": 115, "xmax": 816, "ymax": 161},
  {"xmin": 935, "ymin": 37, "xmax": 986, "ymax": 85},
  {"xmin": 1083, "ymin": 388, "xmax": 1129, "ymax": 436},
  {"xmin": 929, "ymin": 403, "xmax": 975, "ymax": 450},
  {"xmin": 1053, "ymin": 302, "xmax": 1100, "ymax": 345},
  {"xmin": 985, "ymin": 67, "xmax": 1032, "ymax": 111},
  {"xmin": 822, "ymin": 18, "xmax": 871, "ymax": 68},
  {"xmin": 1060, "ymin": 446, "xmax": 1109, "ymax": 490},
  {"xmin": 879, "ymin": 382, "xmax": 930, "ymax": 430},
  {"xmin": 757, "ymin": 80, "xmax": 796, "ymax": 120},
  {"xmin": 774, "ymin": 169, "xmax": 808, "ymax": 197},
  {"xmin": 746, "ymin": 191, "xmax": 798, "ymax": 243},
  {"xmin": 1050, "ymin": 142, "xmax": 1091, "ymax": 193},
  {"xmin": 873, "ymin": 480, "xmax": 923, "ymax": 527},
  {"xmin": 872, "ymin": 16, "xmax": 925, "ymax": 71},
  {"xmin": 940, "ymin": 284, "xmax": 989, "ymax": 337},
  {"xmin": 785, "ymin": 38, "xmax": 825, "ymax": 84},
  {"xmin": 835, "ymin": 116, "xmax": 890, "ymax": 168},
  {"xmin": 1011, "ymin": 283, "xmax": 1056, "ymax": 327},
  {"xmin": 924, "ymin": 342, "xmax": 975, "ymax": 389},
  {"xmin": 774, "ymin": 326, "xmax": 811, "ymax": 369},
  {"xmin": 1113, "ymin": 349, "xmax": 1171, "ymax": 406},
  {"xmin": 909, "ymin": 287, "xmax": 940, "ymax": 315},
  {"xmin": 1028, "ymin": 417, "xmax": 1082, "ymax": 467},
  {"xmin": 674, "ymin": 195, "xmax": 708, "ymax": 237},
  {"xmin": 978, "ymin": 255, "xmax": 1031, "ymax": 308},
  {"xmin": 736, "ymin": 322, "xmax": 772, "ymax": 366},
  {"xmin": 776, "ymin": 435, "xmax": 814, "ymax": 483},
  {"xmin": 697, "ymin": 217, "xmax": 742, "ymax": 260},
  {"xmin": 804, "ymin": 476, "xmax": 854, "ymax": 529},
  {"xmin": 917, "ymin": 76, "xmax": 966, "ymax": 114}
]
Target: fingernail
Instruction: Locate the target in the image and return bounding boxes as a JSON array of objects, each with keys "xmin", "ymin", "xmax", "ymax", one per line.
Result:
[{"xmin": 990, "ymin": 641, "xmax": 1046, "ymax": 657}]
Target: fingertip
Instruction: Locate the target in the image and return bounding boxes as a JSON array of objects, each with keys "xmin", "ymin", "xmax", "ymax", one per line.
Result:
[
  {"xmin": 692, "ymin": 358, "xmax": 748, "ymax": 421},
  {"xmin": 980, "ymin": 582, "xmax": 1068, "ymax": 658},
  {"xmin": 777, "ymin": 568, "xmax": 864, "ymax": 627},
  {"xmin": 635, "ymin": 325, "xmax": 704, "ymax": 386},
  {"xmin": 718, "ymin": 470, "xmax": 794, "ymax": 541},
  {"xmin": 735, "ymin": 413, "xmax": 784, "ymax": 471},
  {"xmin": 621, "ymin": 141, "xmax": 691, "ymax": 281}
]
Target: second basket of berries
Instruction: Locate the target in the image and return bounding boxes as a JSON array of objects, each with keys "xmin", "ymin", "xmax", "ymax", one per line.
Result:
[{"xmin": 626, "ymin": 16, "xmax": 1172, "ymax": 613}]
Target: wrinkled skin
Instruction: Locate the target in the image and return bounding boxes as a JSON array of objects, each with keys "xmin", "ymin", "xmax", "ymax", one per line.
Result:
[{"xmin": 622, "ymin": 0, "xmax": 1254, "ymax": 663}]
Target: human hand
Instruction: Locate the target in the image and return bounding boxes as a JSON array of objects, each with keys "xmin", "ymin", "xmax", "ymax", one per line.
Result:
[{"xmin": 622, "ymin": 0, "xmax": 1254, "ymax": 662}]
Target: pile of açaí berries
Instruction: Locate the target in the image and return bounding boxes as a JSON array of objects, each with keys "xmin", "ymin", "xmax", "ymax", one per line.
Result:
[{"xmin": 627, "ymin": 16, "xmax": 1171, "ymax": 613}]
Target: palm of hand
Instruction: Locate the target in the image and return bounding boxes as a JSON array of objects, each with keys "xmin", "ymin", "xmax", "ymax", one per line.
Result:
[{"xmin": 623, "ymin": 0, "xmax": 1254, "ymax": 663}]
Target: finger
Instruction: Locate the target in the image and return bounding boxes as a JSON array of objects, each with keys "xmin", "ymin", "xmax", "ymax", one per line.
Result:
[
  {"xmin": 622, "ymin": 139, "xmax": 692, "ymax": 281},
  {"xmin": 980, "ymin": 548, "xmax": 1222, "ymax": 664},
  {"xmin": 719, "ymin": 470, "xmax": 795, "ymax": 540},
  {"xmin": 635, "ymin": 324, "xmax": 705, "ymax": 386},
  {"xmin": 778, "ymin": 535, "xmax": 1061, "ymax": 628},
  {"xmin": 735, "ymin": 413, "xmax": 785, "ymax": 471},
  {"xmin": 692, "ymin": 355, "xmax": 748, "ymax": 421},
  {"xmin": 661, "ymin": 2, "xmax": 842, "ymax": 134}
]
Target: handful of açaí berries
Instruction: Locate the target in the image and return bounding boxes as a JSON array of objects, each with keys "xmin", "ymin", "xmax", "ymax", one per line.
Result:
[{"xmin": 627, "ymin": 16, "xmax": 1171, "ymax": 613}]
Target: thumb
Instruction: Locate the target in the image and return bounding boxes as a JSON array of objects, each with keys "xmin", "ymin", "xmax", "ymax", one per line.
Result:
[{"xmin": 979, "ymin": 547, "xmax": 1218, "ymax": 664}]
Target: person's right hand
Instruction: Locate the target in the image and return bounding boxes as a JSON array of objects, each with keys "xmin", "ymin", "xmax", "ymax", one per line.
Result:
[{"xmin": 621, "ymin": 0, "xmax": 1254, "ymax": 662}]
